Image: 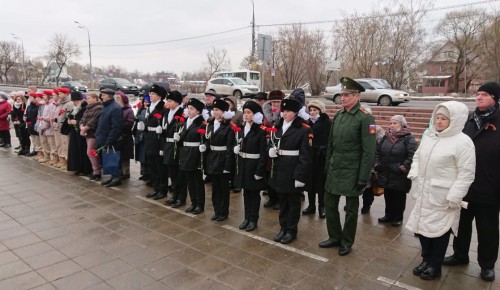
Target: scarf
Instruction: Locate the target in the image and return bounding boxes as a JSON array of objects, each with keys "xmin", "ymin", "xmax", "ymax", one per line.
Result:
[
  {"xmin": 473, "ymin": 104, "xmax": 498, "ymax": 129},
  {"xmin": 385, "ymin": 127, "xmax": 411, "ymax": 144}
]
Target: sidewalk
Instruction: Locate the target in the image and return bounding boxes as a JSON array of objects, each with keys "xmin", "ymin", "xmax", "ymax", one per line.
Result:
[{"xmin": 0, "ymin": 146, "xmax": 497, "ymax": 289}]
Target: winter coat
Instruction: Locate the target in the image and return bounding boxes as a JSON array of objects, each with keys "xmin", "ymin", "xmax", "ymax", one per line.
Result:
[
  {"xmin": 25, "ymin": 102, "xmax": 39, "ymax": 136},
  {"xmin": 234, "ymin": 123, "xmax": 268, "ymax": 190},
  {"xmin": 268, "ymin": 117, "xmax": 312, "ymax": 193},
  {"xmin": 178, "ymin": 115, "xmax": 205, "ymax": 171},
  {"xmin": 462, "ymin": 103, "xmax": 500, "ymax": 206},
  {"xmin": 160, "ymin": 106, "xmax": 184, "ymax": 165},
  {"xmin": 11, "ymin": 103, "xmax": 27, "ymax": 135},
  {"xmin": 0, "ymin": 101, "xmax": 11, "ymax": 131},
  {"xmin": 375, "ymin": 129, "xmax": 417, "ymax": 192},
  {"xmin": 118, "ymin": 104, "xmax": 135, "ymax": 160},
  {"xmin": 405, "ymin": 101, "xmax": 476, "ymax": 238},
  {"xmin": 205, "ymin": 119, "xmax": 235, "ymax": 175},
  {"xmin": 95, "ymin": 98, "xmax": 123, "ymax": 149},
  {"xmin": 307, "ymin": 113, "xmax": 331, "ymax": 194},
  {"xmin": 40, "ymin": 103, "xmax": 55, "ymax": 136},
  {"xmin": 143, "ymin": 100, "xmax": 165, "ymax": 156},
  {"xmin": 134, "ymin": 108, "xmax": 147, "ymax": 163},
  {"xmin": 80, "ymin": 102, "xmax": 103, "ymax": 138},
  {"xmin": 324, "ymin": 102, "xmax": 376, "ymax": 197},
  {"xmin": 55, "ymin": 98, "xmax": 74, "ymax": 131},
  {"xmin": 67, "ymin": 101, "xmax": 92, "ymax": 174}
]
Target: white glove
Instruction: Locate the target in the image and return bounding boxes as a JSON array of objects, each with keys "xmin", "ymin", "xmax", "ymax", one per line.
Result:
[
  {"xmin": 155, "ymin": 126, "xmax": 163, "ymax": 134},
  {"xmin": 447, "ymin": 201, "xmax": 461, "ymax": 211},
  {"xmin": 268, "ymin": 147, "xmax": 278, "ymax": 158},
  {"xmin": 254, "ymin": 175, "xmax": 263, "ymax": 180},
  {"xmin": 159, "ymin": 150, "xmax": 164, "ymax": 156},
  {"xmin": 173, "ymin": 132, "xmax": 180, "ymax": 142},
  {"xmin": 233, "ymin": 145, "xmax": 240, "ymax": 155},
  {"xmin": 137, "ymin": 121, "xmax": 145, "ymax": 131},
  {"xmin": 223, "ymin": 170, "xmax": 230, "ymax": 174},
  {"xmin": 199, "ymin": 144, "xmax": 206, "ymax": 152},
  {"xmin": 294, "ymin": 180, "xmax": 305, "ymax": 188}
]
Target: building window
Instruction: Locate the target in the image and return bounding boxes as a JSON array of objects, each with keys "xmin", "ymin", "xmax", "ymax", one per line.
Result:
[{"xmin": 426, "ymin": 79, "xmax": 445, "ymax": 87}]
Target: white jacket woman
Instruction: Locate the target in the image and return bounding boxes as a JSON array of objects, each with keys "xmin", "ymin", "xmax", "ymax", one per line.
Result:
[{"xmin": 405, "ymin": 101, "xmax": 476, "ymax": 238}]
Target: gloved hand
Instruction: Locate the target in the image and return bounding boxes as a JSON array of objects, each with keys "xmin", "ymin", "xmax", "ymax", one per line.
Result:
[
  {"xmin": 447, "ymin": 201, "xmax": 461, "ymax": 211},
  {"xmin": 159, "ymin": 150, "xmax": 164, "ymax": 156},
  {"xmin": 155, "ymin": 126, "xmax": 162, "ymax": 134},
  {"xmin": 137, "ymin": 121, "xmax": 145, "ymax": 131},
  {"xmin": 233, "ymin": 145, "xmax": 240, "ymax": 155},
  {"xmin": 294, "ymin": 180, "xmax": 305, "ymax": 188},
  {"xmin": 268, "ymin": 147, "xmax": 278, "ymax": 158},
  {"xmin": 398, "ymin": 164, "xmax": 408, "ymax": 173},
  {"xmin": 254, "ymin": 175, "xmax": 263, "ymax": 180},
  {"xmin": 355, "ymin": 181, "xmax": 367, "ymax": 191},
  {"xmin": 173, "ymin": 132, "xmax": 180, "ymax": 141},
  {"xmin": 199, "ymin": 144, "xmax": 206, "ymax": 152},
  {"xmin": 223, "ymin": 170, "xmax": 230, "ymax": 174}
]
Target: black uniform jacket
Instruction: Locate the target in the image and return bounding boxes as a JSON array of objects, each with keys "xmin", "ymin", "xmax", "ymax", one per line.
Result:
[
  {"xmin": 160, "ymin": 107, "xmax": 184, "ymax": 165},
  {"xmin": 205, "ymin": 119, "xmax": 235, "ymax": 175},
  {"xmin": 268, "ymin": 117, "xmax": 312, "ymax": 193},
  {"xmin": 178, "ymin": 115, "xmax": 205, "ymax": 171},
  {"xmin": 144, "ymin": 100, "xmax": 165, "ymax": 156}
]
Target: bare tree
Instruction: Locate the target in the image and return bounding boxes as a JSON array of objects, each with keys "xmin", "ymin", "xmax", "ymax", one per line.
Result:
[
  {"xmin": 305, "ymin": 30, "xmax": 330, "ymax": 95},
  {"xmin": 47, "ymin": 33, "xmax": 80, "ymax": 86},
  {"xmin": 0, "ymin": 41, "xmax": 22, "ymax": 83},
  {"xmin": 481, "ymin": 15, "xmax": 500, "ymax": 82},
  {"xmin": 206, "ymin": 47, "xmax": 230, "ymax": 80}
]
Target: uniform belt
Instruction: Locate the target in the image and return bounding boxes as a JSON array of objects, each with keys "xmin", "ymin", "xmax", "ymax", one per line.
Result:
[
  {"xmin": 183, "ymin": 141, "xmax": 200, "ymax": 147},
  {"xmin": 239, "ymin": 152, "xmax": 260, "ymax": 159},
  {"xmin": 278, "ymin": 149, "xmax": 299, "ymax": 156},
  {"xmin": 165, "ymin": 138, "xmax": 175, "ymax": 143},
  {"xmin": 210, "ymin": 145, "xmax": 227, "ymax": 151},
  {"xmin": 147, "ymin": 127, "xmax": 157, "ymax": 132}
]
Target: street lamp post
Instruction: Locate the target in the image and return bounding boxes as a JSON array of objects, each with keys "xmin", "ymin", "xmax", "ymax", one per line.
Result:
[
  {"xmin": 250, "ymin": 0, "xmax": 255, "ymax": 58},
  {"xmin": 74, "ymin": 21, "xmax": 93, "ymax": 89},
  {"xmin": 11, "ymin": 33, "xmax": 26, "ymax": 85}
]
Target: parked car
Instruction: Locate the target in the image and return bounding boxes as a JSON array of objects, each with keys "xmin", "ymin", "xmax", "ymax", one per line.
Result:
[
  {"xmin": 205, "ymin": 77, "xmax": 259, "ymax": 98},
  {"xmin": 139, "ymin": 81, "xmax": 170, "ymax": 95},
  {"xmin": 61, "ymin": 81, "xmax": 88, "ymax": 93},
  {"xmin": 323, "ymin": 79, "xmax": 409, "ymax": 106},
  {"xmin": 99, "ymin": 78, "xmax": 140, "ymax": 96}
]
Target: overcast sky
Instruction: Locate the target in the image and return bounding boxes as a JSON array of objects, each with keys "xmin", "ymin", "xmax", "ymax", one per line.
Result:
[{"xmin": 2, "ymin": 0, "xmax": 499, "ymax": 76}]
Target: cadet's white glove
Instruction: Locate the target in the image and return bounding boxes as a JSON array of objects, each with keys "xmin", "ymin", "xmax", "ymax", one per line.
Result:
[
  {"xmin": 223, "ymin": 170, "xmax": 230, "ymax": 174},
  {"xmin": 294, "ymin": 180, "xmax": 305, "ymax": 188},
  {"xmin": 233, "ymin": 145, "xmax": 240, "ymax": 155},
  {"xmin": 447, "ymin": 201, "xmax": 461, "ymax": 211},
  {"xmin": 199, "ymin": 144, "xmax": 206, "ymax": 152},
  {"xmin": 268, "ymin": 147, "xmax": 278, "ymax": 158},
  {"xmin": 159, "ymin": 150, "xmax": 164, "ymax": 156},
  {"xmin": 155, "ymin": 126, "xmax": 162, "ymax": 134},
  {"xmin": 173, "ymin": 132, "xmax": 180, "ymax": 142},
  {"xmin": 137, "ymin": 121, "xmax": 145, "ymax": 131},
  {"xmin": 254, "ymin": 175, "xmax": 263, "ymax": 180}
]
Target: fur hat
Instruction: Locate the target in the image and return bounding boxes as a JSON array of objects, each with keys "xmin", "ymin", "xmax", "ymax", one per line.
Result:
[
  {"xmin": 477, "ymin": 81, "xmax": 500, "ymax": 102},
  {"xmin": 390, "ymin": 115, "xmax": 407, "ymax": 127},
  {"xmin": 0, "ymin": 92, "xmax": 8, "ymax": 101},
  {"xmin": 167, "ymin": 90, "xmax": 183, "ymax": 104},
  {"xmin": 70, "ymin": 91, "xmax": 83, "ymax": 101},
  {"xmin": 212, "ymin": 98, "xmax": 229, "ymax": 112},
  {"xmin": 280, "ymin": 98, "xmax": 301, "ymax": 113},
  {"xmin": 307, "ymin": 99, "xmax": 326, "ymax": 113},
  {"xmin": 187, "ymin": 98, "xmax": 204, "ymax": 113},
  {"xmin": 253, "ymin": 92, "xmax": 268, "ymax": 100},
  {"xmin": 268, "ymin": 90, "xmax": 285, "ymax": 101},
  {"xmin": 435, "ymin": 106, "xmax": 450, "ymax": 119},
  {"xmin": 242, "ymin": 100, "xmax": 263, "ymax": 114},
  {"xmin": 149, "ymin": 84, "xmax": 167, "ymax": 99}
]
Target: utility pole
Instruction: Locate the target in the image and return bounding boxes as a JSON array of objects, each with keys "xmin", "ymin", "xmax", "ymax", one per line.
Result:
[
  {"xmin": 75, "ymin": 21, "xmax": 93, "ymax": 89},
  {"xmin": 250, "ymin": 0, "xmax": 256, "ymax": 58},
  {"xmin": 11, "ymin": 33, "xmax": 26, "ymax": 85}
]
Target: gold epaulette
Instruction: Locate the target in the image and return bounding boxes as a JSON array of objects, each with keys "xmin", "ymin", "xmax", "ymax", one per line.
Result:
[
  {"xmin": 359, "ymin": 106, "xmax": 369, "ymax": 115},
  {"xmin": 302, "ymin": 122, "xmax": 311, "ymax": 129}
]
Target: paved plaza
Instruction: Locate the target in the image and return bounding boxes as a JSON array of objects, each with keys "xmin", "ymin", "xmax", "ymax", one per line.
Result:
[{"xmin": 0, "ymin": 145, "xmax": 498, "ymax": 290}]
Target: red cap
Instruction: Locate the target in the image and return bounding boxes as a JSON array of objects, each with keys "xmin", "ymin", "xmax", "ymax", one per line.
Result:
[
  {"xmin": 43, "ymin": 90, "xmax": 53, "ymax": 96},
  {"xmin": 58, "ymin": 88, "xmax": 70, "ymax": 94},
  {"xmin": 35, "ymin": 92, "xmax": 44, "ymax": 98},
  {"xmin": 28, "ymin": 92, "xmax": 36, "ymax": 97},
  {"xmin": 53, "ymin": 88, "xmax": 59, "ymax": 94}
]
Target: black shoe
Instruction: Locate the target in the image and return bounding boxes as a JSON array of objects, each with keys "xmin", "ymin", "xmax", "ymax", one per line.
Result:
[
  {"xmin": 273, "ymin": 204, "xmax": 280, "ymax": 210},
  {"xmin": 153, "ymin": 192, "xmax": 167, "ymax": 200},
  {"xmin": 191, "ymin": 207, "xmax": 204, "ymax": 214},
  {"xmin": 263, "ymin": 200, "xmax": 276, "ymax": 208},
  {"xmin": 185, "ymin": 205, "xmax": 196, "ymax": 213},
  {"xmin": 101, "ymin": 178, "xmax": 113, "ymax": 186},
  {"xmin": 215, "ymin": 215, "xmax": 227, "ymax": 221},
  {"xmin": 274, "ymin": 230, "xmax": 286, "ymax": 242},
  {"xmin": 319, "ymin": 207, "xmax": 326, "ymax": 218},
  {"xmin": 443, "ymin": 255, "xmax": 469, "ymax": 266},
  {"xmin": 17, "ymin": 150, "xmax": 27, "ymax": 156},
  {"xmin": 121, "ymin": 174, "xmax": 130, "ymax": 180},
  {"xmin": 391, "ymin": 220, "xmax": 402, "ymax": 227},
  {"xmin": 338, "ymin": 246, "xmax": 352, "ymax": 256},
  {"xmin": 280, "ymin": 233, "xmax": 296, "ymax": 244},
  {"xmin": 481, "ymin": 268, "xmax": 495, "ymax": 281},
  {"xmin": 413, "ymin": 261, "xmax": 429, "ymax": 276},
  {"xmin": 239, "ymin": 220, "xmax": 249, "ymax": 230},
  {"xmin": 319, "ymin": 240, "xmax": 340, "ymax": 248},
  {"xmin": 27, "ymin": 151, "xmax": 37, "ymax": 156},
  {"xmin": 165, "ymin": 198, "xmax": 176, "ymax": 205},
  {"xmin": 105, "ymin": 177, "xmax": 121, "ymax": 187},
  {"xmin": 378, "ymin": 216, "xmax": 392, "ymax": 223},
  {"xmin": 146, "ymin": 191, "xmax": 158, "ymax": 198},
  {"xmin": 74, "ymin": 171, "xmax": 86, "ymax": 176},
  {"xmin": 232, "ymin": 188, "xmax": 241, "ymax": 193},
  {"xmin": 14, "ymin": 145, "xmax": 21, "ymax": 150},
  {"xmin": 361, "ymin": 205, "xmax": 371, "ymax": 214},
  {"xmin": 420, "ymin": 266, "xmax": 441, "ymax": 280},
  {"xmin": 211, "ymin": 215, "xmax": 219, "ymax": 221},
  {"xmin": 138, "ymin": 175, "xmax": 149, "ymax": 181},
  {"xmin": 171, "ymin": 200, "xmax": 186, "ymax": 208},
  {"xmin": 246, "ymin": 222, "xmax": 257, "ymax": 232},
  {"xmin": 89, "ymin": 174, "xmax": 101, "ymax": 181},
  {"xmin": 302, "ymin": 206, "xmax": 316, "ymax": 215}
]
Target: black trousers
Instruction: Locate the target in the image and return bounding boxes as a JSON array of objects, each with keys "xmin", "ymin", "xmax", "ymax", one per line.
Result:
[
  {"xmin": 0, "ymin": 130, "xmax": 11, "ymax": 145},
  {"xmin": 211, "ymin": 173, "xmax": 230, "ymax": 217},
  {"xmin": 278, "ymin": 191, "xmax": 301, "ymax": 235},
  {"xmin": 243, "ymin": 189, "xmax": 261, "ymax": 223},
  {"xmin": 383, "ymin": 188, "xmax": 406, "ymax": 221},
  {"xmin": 146, "ymin": 154, "xmax": 167, "ymax": 193},
  {"xmin": 362, "ymin": 188, "xmax": 374, "ymax": 207},
  {"xmin": 187, "ymin": 169, "xmax": 205, "ymax": 208},
  {"xmin": 266, "ymin": 170, "xmax": 279, "ymax": 204},
  {"xmin": 166, "ymin": 164, "xmax": 178, "ymax": 193},
  {"xmin": 452, "ymin": 202, "xmax": 500, "ymax": 269},
  {"xmin": 419, "ymin": 231, "xmax": 451, "ymax": 269}
]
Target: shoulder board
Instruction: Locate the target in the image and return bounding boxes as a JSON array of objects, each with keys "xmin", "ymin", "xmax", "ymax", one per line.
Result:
[
  {"xmin": 359, "ymin": 107, "xmax": 369, "ymax": 115},
  {"xmin": 302, "ymin": 122, "xmax": 311, "ymax": 129}
]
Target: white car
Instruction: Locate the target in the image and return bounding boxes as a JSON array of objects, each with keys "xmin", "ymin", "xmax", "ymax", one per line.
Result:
[
  {"xmin": 206, "ymin": 77, "xmax": 259, "ymax": 98},
  {"xmin": 324, "ymin": 79, "xmax": 410, "ymax": 106}
]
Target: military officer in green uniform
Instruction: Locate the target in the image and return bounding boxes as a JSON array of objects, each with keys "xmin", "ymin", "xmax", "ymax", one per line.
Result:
[{"xmin": 319, "ymin": 77, "xmax": 376, "ymax": 256}]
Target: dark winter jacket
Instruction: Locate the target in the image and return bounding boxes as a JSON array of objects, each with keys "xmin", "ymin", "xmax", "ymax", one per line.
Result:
[
  {"xmin": 26, "ymin": 102, "xmax": 39, "ymax": 135},
  {"xmin": 178, "ymin": 115, "xmax": 205, "ymax": 171},
  {"xmin": 119, "ymin": 104, "xmax": 135, "ymax": 160},
  {"xmin": 80, "ymin": 101, "xmax": 103, "ymax": 138},
  {"xmin": 144, "ymin": 100, "xmax": 165, "ymax": 156},
  {"xmin": 95, "ymin": 98, "xmax": 123, "ymax": 149},
  {"xmin": 234, "ymin": 123, "xmax": 268, "ymax": 190},
  {"xmin": 307, "ymin": 113, "xmax": 331, "ymax": 194},
  {"xmin": 462, "ymin": 104, "xmax": 500, "ymax": 206},
  {"xmin": 205, "ymin": 119, "xmax": 235, "ymax": 175},
  {"xmin": 160, "ymin": 106, "xmax": 184, "ymax": 165}
]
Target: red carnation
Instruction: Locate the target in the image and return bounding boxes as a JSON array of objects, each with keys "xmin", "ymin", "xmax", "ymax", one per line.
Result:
[
  {"xmin": 89, "ymin": 149, "xmax": 98, "ymax": 157},
  {"xmin": 231, "ymin": 125, "xmax": 241, "ymax": 132},
  {"xmin": 136, "ymin": 103, "xmax": 143, "ymax": 108},
  {"xmin": 153, "ymin": 113, "xmax": 162, "ymax": 119},
  {"xmin": 27, "ymin": 122, "xmax": 32, "ymax": 126},
  {"xmin": 21, "ymin": 108, "xmax": 25, "ymax": 112},
  {"xmin": 58, "ymin": 109, "xmax": 65, "ymax": 116},
  {"xmin": 175, "ymin": 116, "xmax": 185, "ymax": 123},
  {"xmin": 267, "ymin": 127, "xmax": 278, "ymax": 133},
  {"xmin": 197, "ymin": 128, "xmax": 206, "ymax": 135}
]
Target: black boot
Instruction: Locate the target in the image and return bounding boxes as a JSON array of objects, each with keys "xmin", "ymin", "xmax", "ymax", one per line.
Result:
[
  {"xmin": 420, "ymin": 266, "xmax": 441, "ymax": 280},
  {"xmin": 413, "ymin": 261, "xmax": 429, "ymax": 276},
  {"xmin": 318, "ymin": 207, "xmax": 326, "ymax": 218},
  {"xmin": 105, "ymin": 177, "xmax": 122, "ymax": 187},
  {"xmin": 302, "ymin": 206, "xmax": 316, "ymax": 215}
]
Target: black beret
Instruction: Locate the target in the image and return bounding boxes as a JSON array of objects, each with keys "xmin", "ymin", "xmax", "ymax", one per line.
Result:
[
  {"xmin": 70, "ymin": 91, "xmax": 83, "ymax": 101},
  {"xmin": 212, "ymin": 98, "xmax": 229, "ymax": 112},
  {"xmin": 187, "ymin": 98, "xmax": 204, "ymax": 113},
  {"xmin": 150, "ymin": 84, "xmax": 167, "ymax": 99},
  {"xmin": 100, "ymin": 88, "xmax": 115, "ymax": 96},
  {"xmin": 167, "ymin": 90, "xmax": 183, "ymax": 104},
  {"xmin": 242, "ymin": 100, "xmax": 263, "ymax": 114},
  {"xmin": 280, "ymin": 98, "xmax": 301, "ymax": 113}
]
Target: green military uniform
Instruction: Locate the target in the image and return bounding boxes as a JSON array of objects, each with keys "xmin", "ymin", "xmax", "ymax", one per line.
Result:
[{"xmin": 323, "ymin": 77, "xmax": 376, "ymax": 254}]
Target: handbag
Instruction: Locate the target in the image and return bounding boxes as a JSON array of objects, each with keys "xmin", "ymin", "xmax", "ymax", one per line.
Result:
[
  {"xmin": 60, "ymin": 118, "xmax": 71, "ymax": 135},
  {"xmin": 371, "ymin": 171, "xmax": 384, "ymax": 196},
  {"xmin": 102, "ymin": 147, "xmax": 121, "ymax": 176}
]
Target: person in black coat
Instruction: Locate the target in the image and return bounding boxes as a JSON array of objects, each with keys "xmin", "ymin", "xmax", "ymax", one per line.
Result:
[
  {"xmin": 133, "ymin": 96, "xmax": 150, "ymax": 181},
  {"xmin": 11, "ymin": 93, "xmax": 31, "ymax": 155},
  {"xmin": 142, "ymin": 84, "xmax": 168, "ymax": 199},
  {"xmin": 25, "ymin": 93, "xmax": 40, "ymax": 156},
  {"xmin": 375, "ymin": 115, "xmax": 417, "ymax": 227},
  {"xmin": 205, "ymin": 99, "xmax": 236, "ymax": 221},
  {"xmin": 171, "ymin": 98, "xmax": 206, "ymax": 211},
  {"xmin": 268, "ymin": 98, "xmax": 312, "ymax": 244},
  {"xmin": 302, "ymin": 100, "xmax": 331, "ymax": 218},
  {"xmin": 95, "ymin": 88, "xmax": 124, "ymax": 187},
  {"xmin": 66, "ymin": 92, "xmax": 92, "ymax": 175},
  {"xmin": 233, "ymin": 101, "xmax": 268, "ymax": 231}
]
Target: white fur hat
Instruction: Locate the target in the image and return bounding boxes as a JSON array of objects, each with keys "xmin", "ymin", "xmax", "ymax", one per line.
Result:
[{"xmin": 307, "ymin": 99, "xmax": 326, "ymax": 113}]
